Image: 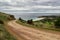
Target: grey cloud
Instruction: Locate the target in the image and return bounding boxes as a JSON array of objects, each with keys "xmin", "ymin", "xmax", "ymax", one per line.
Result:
[
  {"xmin": 0, "ymin": 0, "xmax": 60, "ymax": 13},
  {"xmin": 0, "ymin": 0, "xmax": 60, "ymax": 7},
  {"xmin": 40, "ymin": 0, "xmax": 60, "ymax": 6},
  {"xmin": 15, "ymin": 0, "xmax": 60, "ymax": 7},
  {"xmin": 0, "ymin": 2, "xmax": 12, "ymax": 7}
]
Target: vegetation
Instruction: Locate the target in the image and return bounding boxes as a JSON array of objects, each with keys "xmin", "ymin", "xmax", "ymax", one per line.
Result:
[
  {"xmin": 54, "ymin": 17, "xmax": 60, "ymax": 28},
  {"xmin": 0, "ymin": 12, "xmax": 16, "ymax": 40},
  {"xmin": 19, "ymin": 17, "xmax": 26, "ymax": 23},
  {"xmin": 0, "ymin": 12, "xmax": 15, "ymax": 21},
  {"xmin": 0, "ymin": 24, "xmax": 16, "ymax": 40},
  {"xmin": 0, "ymin": 20, "xmax": 4, "ymax": 24},
  {"xmin": 27, "ymin": 19, "xmax": 34, "ymax": 25},
  {"xmin": 17, "ymin": 16, "xmax": 60, "ymax": 31},
  {"xmin": 9, "ymin": 15, "xmax": 15, "ymax": 20}
]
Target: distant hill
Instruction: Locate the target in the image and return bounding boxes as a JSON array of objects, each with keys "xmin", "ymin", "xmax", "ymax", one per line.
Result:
[{"xmin": 38, "ymin": 15, "xmax": 60, "ymax": 18}]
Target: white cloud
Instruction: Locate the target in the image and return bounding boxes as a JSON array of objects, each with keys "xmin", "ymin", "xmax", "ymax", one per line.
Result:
[
  {"xmin": 0, "ymin": 0, "xmax": 60, "ymax": 13},
  {"xmin": 0, "ymin": 0, "xmax": 52, "ymax": 6},
  {"xmin": 2, "ymin": 6, "xmax": 60, "ymax": 11},
  {"xmin": 33, "ymin": 6, "xmax": 60, "ymax": 9},
  {"xmin": 0, "ymin": 0, "xmax": 11, "ymax": 2},
  {"xmin": 2, "ymin": 6, "xmax": 31, "ymax": 10}
]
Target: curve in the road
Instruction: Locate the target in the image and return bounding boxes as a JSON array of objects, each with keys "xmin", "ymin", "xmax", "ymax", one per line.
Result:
[{"xmin": 8, "ymin": 21, "xmax": 60, "ymax": 40}]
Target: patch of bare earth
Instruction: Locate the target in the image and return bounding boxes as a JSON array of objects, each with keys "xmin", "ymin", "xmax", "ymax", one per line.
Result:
[{"xmin": 7, "ymin": 21, "xmax": 60, "ymax": 40}]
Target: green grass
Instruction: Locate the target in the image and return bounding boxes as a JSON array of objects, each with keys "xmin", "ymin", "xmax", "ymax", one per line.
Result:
[
  {"xmin": 16, "ymin": 20, "xmax": 60, "ymax": 32},
  {"xmin": 0, "ymin": 12, "xmax": 15, "ymax": 22},
  {"xmin": 0, "ymin": 24, "xmax": 16, "ymax": 40},
  {"xmin": 0, "ymin": 12, "xmax": 16, "ymax": 40},
  {"xmin": 0, "ymin": 15, "xmax": 8, "ymax": 21}
]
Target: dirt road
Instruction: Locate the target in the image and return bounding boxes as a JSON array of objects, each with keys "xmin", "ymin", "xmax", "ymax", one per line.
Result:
[{"xmin": 8, "ymin": 21, "xmax": 60, "ymax": 40}]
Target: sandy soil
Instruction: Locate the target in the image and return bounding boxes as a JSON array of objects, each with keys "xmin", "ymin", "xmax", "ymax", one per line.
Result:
[{"xmin": 7, "ymin": 21, "xmax": 60, "ymax": 40}]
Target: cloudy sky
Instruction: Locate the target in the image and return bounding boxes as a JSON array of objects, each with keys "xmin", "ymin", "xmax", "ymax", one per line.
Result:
[{"xmin": 0, "ymin": 0, "xmax": 60, "ymax": 13}]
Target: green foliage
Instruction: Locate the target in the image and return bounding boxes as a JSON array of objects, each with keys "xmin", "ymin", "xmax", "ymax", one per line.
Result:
[
  {"xmin": 19, "ymin": 18, "xmax": 34, "ymax": 25},
  {"xmin": 0, "ymin": 24, "xmax": 16, "ymax": 40},
  {"xmin": 0, "ymin": 12, "xmax": 15, "ymax": 22},
  {"xmin": 54, "ymin": 18, "xmax": 60, "ymax": 28},
  {"xmin": 0, "ymin": 20, "xmax": 4, "ymax": 24},
  {"xmin": 19, "ymin": 17, "xmax": 26, "ymax": 23},
  {"xmin": 19, "ymin": 17, "xmax": 23, "ymax": 21},
  {"xmin": 17, "ymin": 16, "xmax": 60, "ymax": 32},
  {"xmin": 0, "ymin": 12, "xmax": 16, "ymax": 40},
  {"xmin": 27, "ymin": 19, "xmax": 34, "ymax": 25},
  {"xmin": 9, "ymin": 15, "xmax": 15, "ymax": 20}
]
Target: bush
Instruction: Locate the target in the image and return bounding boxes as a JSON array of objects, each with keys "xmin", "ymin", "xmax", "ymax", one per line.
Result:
[
  {"xmin": 27, "ymin": 19, "xmax": 33, "ymax": 25},
  {"xmin": 0, "ymin": 20, "xmax": 4, "ymax": 24},
  {"xmin": 9, "ymin": 15, "xmax": 15, "ymax": 20},
  {"xmin": 19, "ymin": 17, "xmax": 26, "ymax": 23},
  {"xmin": 54, "ymin": 18, "xmax": 60, "ymax": 28},
  {"xmin": 19, "ymin": 17, "xmax": 22, "ymax": 21}
]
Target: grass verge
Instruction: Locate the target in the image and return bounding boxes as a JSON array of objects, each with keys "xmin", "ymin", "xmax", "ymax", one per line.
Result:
[
  {"xmin": 0, "ymin": 24, "xmax": 16, "ymax": 40},
  {"xmin": 16, "ymin": 20, "xmax": 60, "ymax": 32},
  {"xmin": 0, "ymin": 12, "xmax": 16, "ymax": 40}
]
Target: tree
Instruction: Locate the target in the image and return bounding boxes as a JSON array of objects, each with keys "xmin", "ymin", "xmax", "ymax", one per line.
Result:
[
  {"xmin": 19, "ymin": 17, "xmax": 26, "ymax": 23},
  {"xmin": 19, "ymin": 17, "xmax": 23, "ymax": 22},
  {"xmin": 0, "ymin": 20, "xmax": 4, "ymax": 24},
  {"xmin": 27, "ymin": 19, "xmax": 33, "ymax": 25},
  {"xmin": 19, "ymin": 17, "xmax": 22, "ymax": 21},
  {"xmin": 9, "ymin": 15, "xmax": 15, "ymax": 20},
  {"xmin": 54, "ymin": 18, "xmax": 60, "ymax": 28}
]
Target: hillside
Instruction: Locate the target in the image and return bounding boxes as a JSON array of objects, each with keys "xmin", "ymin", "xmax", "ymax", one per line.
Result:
[
  {"xmin": 17, "ymin": 15, "xmax": 60, "ymax": 32},
  {"xmin": 0, "ymin": 12, "xmax": 15, "ymax": 22},
  {"xmin": 0, "ymin": 12, "xmax": 16, "ymax": 40}
]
